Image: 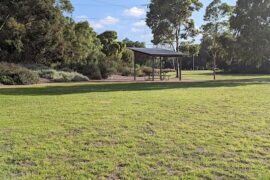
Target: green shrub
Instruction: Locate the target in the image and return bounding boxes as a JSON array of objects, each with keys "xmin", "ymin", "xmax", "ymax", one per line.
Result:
[
  {"xmin": 61, "ymin": 57, "xmax": 119, "ymax": 80},
  {"xmin": 137, "ymin": 69, "xmax": 144, "ymax": 77},
  {"xmin": 67, "ymin": 63, "xmax": 102, "ymax": 80},
  {"xmin": 99, "ymin": 60, "xmax": 116, "ymax": 79},
  {"xmin": 130, "ymin": 64, "xmax": 143, "ymax": 77},
  {"xmin": 0, "ymin": 63, "xmax": 39, "ymax": 85},
  {"xmin": 116, "ymin": 63, "xmax": 133, "ymax": 77},
  {"xmin": 81, "ymin": 63, "xmax": 102, "ymax": 80},
  {"xmin": 0, "ymin": 75, "xmax": 15, "ymax": 85},
  {"xmin": 62, "ymin": 58, "xmax": 117, "ymax": 80},
  {"xmin": 72, "ymin": 73, "xmax": 90, "ymax": 82},
  {"xmin": 56, "ymin": 71, "xmax": 89, "ymax": 82},
  {"xmin": 121, "ymin": 67, "xmax": 132, "ymax": 76},
  {"xmin": 37, "ymin": 69, "xmax": 55, "ymax": 79},
  {"xmin": 141, "ymin": 66, "xmax": 152, "ymax": 76},
  {"xmin": 27, "ymin": 63, "xmax": 90, "ymax": 82},
  {"xmin": 37, "ymin": 69, "xmax": 89, "ymax": 82}
]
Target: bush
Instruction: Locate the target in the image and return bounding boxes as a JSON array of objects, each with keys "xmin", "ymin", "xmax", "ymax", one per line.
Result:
[
  {"xmin": 81, "ymin": 63, "xmax": 102, "ymax": 80},
  {"xmin": 121, "ymin": 67, "xmax": 132, "ymax": 76},
  {"xmin": 54, "ymin": 71, "xmax": 89, "ymax": 82},
  {"xmin": 0, "ymin": 63, "xmax": 39, "ymax": 85},
  {"xmin": 130, "ymin": 64, "xmax": 144, "ymax": 77},
  {"xmin": 37, "ymin": 69, "xmax": 89, "ymax": 82},
  {"xmin": 37, "ymin": 69, "xmax": 55, "ymax": 79},
  {"xmin": 72, "ymin": 73, "xmax": 90, "ymax": 82},
  {"xmin": 141, "ymin": 66, "xmax": 152, "ymax": 76},
  {"xmin": 26, "ymin": 63, "xmax": 90, "ymax": 82},
  {"xmin": 99, "ymin": 60, "xmax": 117, "ymax": 79},
  {"xmin": 117, "ymin": 64, "xmax": 132, "ymax": 76},
  {"xmin": 67, "ymin": 62, "xmax": 102, "ymax": 80},
  {"xmin": 136, "ymin": 69, "xmax": 144, "ymax": 77},
  {"xmin": 0, "ymin": 76, "xmax": 15, "ymax": 85},
  {"xmin": 61, "ymin": 58, "xmax": 117, "ymax": 80},
  {"xmin": 61, "ymin": 56, "xmax": 117, "ymax": 80}
]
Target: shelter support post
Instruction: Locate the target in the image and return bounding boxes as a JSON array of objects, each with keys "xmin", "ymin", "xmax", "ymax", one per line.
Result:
[
  {"xmin": 176, "ymin": 57, "xmax": 180, "ymax": 79},
  {"xmin": 175, "ymin": 59, "xmax": 178, "ymax": 78},
  {"xmin": 133, "ymin": 54, "xmax": 136, "ymax": 81},
  {"xmin": 160, "ymin": 56, "xmax": 162, "ymax": 80},
  {"xmin": 179, "ymin": 57, "xmax": 182, "ymax": 81},
  {"xmin": 152, "ymin": 57, "xmax": 155, "ymax": 81}
]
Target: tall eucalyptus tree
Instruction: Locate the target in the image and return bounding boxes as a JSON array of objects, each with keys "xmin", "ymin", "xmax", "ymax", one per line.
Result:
[{"xmin": 146, "ymin": 0, "xmax": 203, "ymax": 77}]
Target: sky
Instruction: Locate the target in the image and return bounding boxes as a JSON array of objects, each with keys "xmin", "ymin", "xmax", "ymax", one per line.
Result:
[{"xmin": 70, "ymin": 0, "xmax": 236, "ymax": 47}]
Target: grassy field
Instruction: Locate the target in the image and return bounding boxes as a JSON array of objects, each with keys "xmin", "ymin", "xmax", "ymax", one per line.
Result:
[
  {"xmin": 179, "ymin": 70, "xmax": 270, "ymax": 81},
  {"xmin": 0, "ymin": 71, "xmax": 270, "ymax": 179}
]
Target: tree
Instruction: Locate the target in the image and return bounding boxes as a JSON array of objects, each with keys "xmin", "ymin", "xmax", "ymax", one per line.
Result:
[
  {"xmin": 146, "ymin": 0, "xmax": 203, "ymax": 77},
  {"xmin": 190, "ymin": 44, "xmax": 200, "ymax": 71},
  {"xmin": 122, "ymin": 38, "xmax": 145, "ymax": 48},
  {"xmin": 98, "ymin": 31, "xmax": 124, "ymax": 57},
  {"xmin": 0, "ymin": 0, "xmax": 74, "ymax": 64},
  {"xmin": 63, "ymin": 20, "xmax": 103, "ymax": 64},
  {"xmin": 230, "ymin": 0, "xmax": 270, "ymax": 73},
  {"xmin": 202, "ymin": 0, "xmax": 234, "ymax": 79},
  {"xmin": 179, "ymin": 42, "xmax": 200, "ymax": 70},
  {"xmin": 121, "ymin": 49, "xmax": 134, "ymax": 64}
]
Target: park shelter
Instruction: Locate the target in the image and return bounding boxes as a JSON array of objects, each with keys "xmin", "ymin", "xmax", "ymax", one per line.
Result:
[{"xmin": 129, "ymin": 48, "xmax": 185, "ymax": 81}]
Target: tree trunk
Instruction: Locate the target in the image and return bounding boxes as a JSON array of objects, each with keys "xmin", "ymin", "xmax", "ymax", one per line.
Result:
[
  {"xmin": 193, "ymin": 54, "xmax": 195, "ymax": 71},
  {"xmin": 134, "ymin": 53, "xmax": 137, "ymax": 81},
  {"xmin": 179, "ymin": 58, "xmax": 182, "ymax": 81},
  {"xmin": 152, "ymin": 57, "xmax": 155, "ymax": 81},
  {"xmin": 175, "ymin": 27, "xmax": 180, "ymax": 78},
  {"xmin": 160, "ymin": 57, "xmax": 162, "ymax": 80},
  {"xmin": 175, "ymin": 59, "xmax": 179, "ymax": 78},
  {"xmin": 213, "ymin": 53, "xmax": 216, "ymax": 80}
]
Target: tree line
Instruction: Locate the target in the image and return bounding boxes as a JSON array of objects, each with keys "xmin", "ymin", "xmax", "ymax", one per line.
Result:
[
  {"xmin": 147, "ymin": 0, "xmax": 270, "ymax": 74},
  {"xmin": 1, "ymin": 0, "xmax": 269, "ymax": 78},
  {"xmin": 0, "ymin": 0, "xmax": 145, "ymax": 79}
]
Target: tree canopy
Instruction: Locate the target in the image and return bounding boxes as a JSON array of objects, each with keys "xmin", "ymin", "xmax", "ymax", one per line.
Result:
[
  {"xmin": 146, "ymin": 0, "xmax": 203, "ymax": 51},
  {"xmin": 0, "ymin": 0, "xmax": 74, "ymax": 64},
  {"xmin": 146, "ymin": 0, "xmax": 203, "ymax": 77},
  {"xmin": 1, "ymin": 0, "xmax": 270, "ymax": 77},
  {"xmin": 122, "ymin": 38, "xmax": 145, "ymax": 48},
  {"xmin": 230, "ymin": 0, "xmax": 270, "ymax": 72},
  {"xmin": 201, "ymin": 0, "xmax": 234, "ymax": 79},
  {"xmin": 98, "ymin": 31, "xmax": 124, "ymax": 57}
]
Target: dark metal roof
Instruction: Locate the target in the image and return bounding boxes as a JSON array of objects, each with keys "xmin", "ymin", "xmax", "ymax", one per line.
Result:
[{"xmin": 129, "ymin": 48, "xmax": 185, "ymax": 57}]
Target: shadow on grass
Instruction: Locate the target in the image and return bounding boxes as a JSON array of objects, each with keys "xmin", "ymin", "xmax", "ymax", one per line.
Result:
[{"xmin": 0, "ymin": 78, "xmax": 269, "ymax": 96}]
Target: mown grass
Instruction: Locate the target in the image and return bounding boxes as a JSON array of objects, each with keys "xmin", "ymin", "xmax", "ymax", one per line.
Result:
[
  {"xmin": 0, "ymin": 72, "xmax": 270, "ymax": 179},
  {"xmin": 175, "ymin": 70, "xmax": 270, "ymax": 81}
]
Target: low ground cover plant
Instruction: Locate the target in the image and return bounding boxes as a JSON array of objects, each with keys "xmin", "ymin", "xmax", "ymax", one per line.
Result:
[
  {"xmin": 26, "ymin": 64, "xmax": 89, "ymax": 82},
  {"xmin": 38, "ymin": 69, "xmax": 89, "ymax": 82},
  {"xmin": 0, "ymin": 62, "xmax": 39, "ymax": 85}
]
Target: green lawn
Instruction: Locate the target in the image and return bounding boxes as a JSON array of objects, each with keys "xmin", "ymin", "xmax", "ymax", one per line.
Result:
[
  {"xmin": 180, "ymin": 70, "xmax": 270, "ymax": 81},
  {"xmin": 0, "ymin": 72, "xmax": 270, "ymax": 179}
]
